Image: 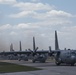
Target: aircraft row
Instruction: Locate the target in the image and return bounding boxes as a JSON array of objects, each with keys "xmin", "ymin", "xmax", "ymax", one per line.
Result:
[{"xmin": 0, "ymin": 31, "xmax": 76, "ymax": 66}]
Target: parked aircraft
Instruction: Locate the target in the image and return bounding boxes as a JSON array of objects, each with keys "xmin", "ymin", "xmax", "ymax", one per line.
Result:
[
  {"xmin": 29, "ymin": 37, "xmax": 49, "ymax": 63},
  {"xmin": 0, "ymin": 30, "xmax": 76, "ymax": 65},
  {"xmin": 0, "ymin": 41, "xmax": 31, "ymax": 61},
  {"xmin": 0, "ymin": 38, "xmax": 49, "ymax": 62},
  {"xmin": 50, "ymin": 31, "xmax": 76, "ymax": 66}
]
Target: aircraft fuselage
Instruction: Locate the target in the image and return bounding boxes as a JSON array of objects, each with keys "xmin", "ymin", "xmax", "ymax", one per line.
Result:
[{"xmin": 54, "ymin": 50, "xmax": 76, "ymax": 65}]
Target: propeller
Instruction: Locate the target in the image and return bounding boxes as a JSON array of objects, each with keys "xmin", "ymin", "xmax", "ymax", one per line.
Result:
[
  {"xmin": 34, "ymin": 47, "xmax": 38, "ymax": 52},
  {"xmin": 27, "ymin": 37, "xmax": 39, "ymax": 56},
  {"xmin": 32, "ymin": 37, "xmax": 39, "ymax": 56}
]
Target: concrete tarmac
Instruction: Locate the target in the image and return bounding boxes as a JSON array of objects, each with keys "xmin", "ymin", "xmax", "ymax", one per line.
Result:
[{"xmin": 0, "ymin": 60, "xmax": 76, "ymax": 75}]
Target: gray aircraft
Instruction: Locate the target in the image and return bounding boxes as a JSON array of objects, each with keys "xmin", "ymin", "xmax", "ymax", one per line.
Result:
[
  {"xmin": 0, "ymin": 41, "xmax": 30, "ymax": 61},
  {"xmin": 29, "ymin": 37, "xmax": 48, "ymax": 63},
  {"xmin": 0, "ymin": 38, "xmax": 49, "ymax": 62},
  {"xmin": 50, "ymin": 31, "xmax": 76, "ymax": 66},
  {"xmin": 0, "ymin": 30, "xmax": 76, "ymax": 65}
]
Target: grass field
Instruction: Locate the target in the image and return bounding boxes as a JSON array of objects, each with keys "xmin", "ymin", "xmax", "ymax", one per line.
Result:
[{"xmin": 0, "ymin": 62, "xmax": 41, "ymax": 73}]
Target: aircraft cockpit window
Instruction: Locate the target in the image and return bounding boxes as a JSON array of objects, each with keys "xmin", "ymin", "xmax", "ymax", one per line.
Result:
[{"xmin": 71, "ymin": 52, "xmax": 76, "ymax": 55}]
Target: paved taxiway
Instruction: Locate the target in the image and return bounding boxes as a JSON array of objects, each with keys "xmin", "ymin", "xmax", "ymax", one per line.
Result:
[{"xmin": 0, "ymin": 60, "xmax": 76, "ymax": 75}]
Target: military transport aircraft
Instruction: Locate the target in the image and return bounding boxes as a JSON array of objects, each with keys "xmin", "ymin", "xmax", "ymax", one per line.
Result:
[
  {"xmin": 28, "ymin": 37, "xmax": 49, "ymax": 63},
  {"xmin": 50, "ymin": 31, "xmax": 76, "ymax": 66},
  {"xmin": 0, "ymin": 30, "xmax": 76, "ymax": 65},
  {"xmin": 0, "ymin": 37, "xmax": 50, "ymax": 63},
  {"xmin": 0, "ymin": 41, "xmax": 31, "ymax": 61}
]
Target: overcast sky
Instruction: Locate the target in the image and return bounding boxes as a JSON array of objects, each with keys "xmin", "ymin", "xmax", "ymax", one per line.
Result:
[{"xmin": 0, "ymin": 0, "xmax": 76, "ymax": 51}]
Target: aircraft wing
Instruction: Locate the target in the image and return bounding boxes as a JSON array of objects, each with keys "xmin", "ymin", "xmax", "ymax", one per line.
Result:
[{"xmin": 0, "ymin": 51, "xmax": 32, "ymax": 55}]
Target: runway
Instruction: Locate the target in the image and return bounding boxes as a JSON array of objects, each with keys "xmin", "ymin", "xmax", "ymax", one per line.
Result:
[{"xmin": 0, "ymin": 60, "xmax": 76, "ymax": 75}]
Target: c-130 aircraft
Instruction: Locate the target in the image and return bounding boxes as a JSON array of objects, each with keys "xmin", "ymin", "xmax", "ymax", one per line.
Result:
[
  {"xmin": 0, "ymin": 37, "xmax": 49, "ymax": 62},
  {"xmin": 0, "ymin": 31, "xmax": 76, "ymax": 66},
  {"xmin": 50, "ymin": 31, "xmax": 76, "ymax": 66}
]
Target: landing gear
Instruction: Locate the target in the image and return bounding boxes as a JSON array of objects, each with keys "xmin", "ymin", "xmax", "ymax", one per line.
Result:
[
  {"xmin": 71, "ymin": 63, "xmax": 75, "ymax": 66},
  {"xmin": 18, "ymin": 58, "xmax": 21, "ymax": 61},
  {"xmin": 55, "ymin": 61, "xmax": 61, "ymax": 66},
  {"xmin": 42, "ymin": 60, "xmax": 45, "ymax": 63},
  {"xmin": 40, "ymin": 60, "xmax": 45, "ymax": 63},
  {"xmin": 32, "ymin": 60, "xmax": 35, "ymax": 63}
]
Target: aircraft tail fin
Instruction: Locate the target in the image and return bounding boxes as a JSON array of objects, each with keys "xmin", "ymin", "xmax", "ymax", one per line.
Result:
[
  {"xmin": 20, "ymin": 41, "xmax": 22, "ymax": 51},
  {"xmin": 49, "ymin": 46, "xmax": 51, "ymax": 51},
  {"xmin": 10, "ymin": 43, "xmax": 14, "ymax": 51},
  {"xmin": 33, "ymin": 37, "xmax": 38, "ymax": 52},
  {"xmin": 55, "ymin": 30, "xmax": 59, "ymax": 50},
  {"xmin": 33, "ymin": 37, "xmax": 36, "ymax": 51}
]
